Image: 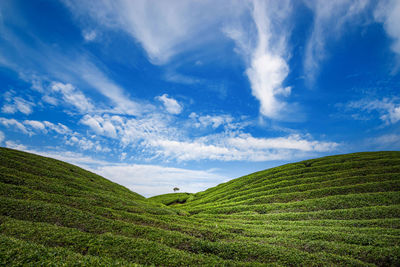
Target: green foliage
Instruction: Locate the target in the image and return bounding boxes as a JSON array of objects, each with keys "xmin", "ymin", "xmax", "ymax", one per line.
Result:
[
  {"xmin": 0, "ymin": 147, "xmax": 399, "ymax": 266},
  {"xmin": 149, "ymin": 192, "xmax": 192, "ymax": 205}
]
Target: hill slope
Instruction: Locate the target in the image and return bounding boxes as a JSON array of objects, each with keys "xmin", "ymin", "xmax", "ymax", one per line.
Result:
[{"xmin": 1, "ymin": 147, "xmax": 399, "ymax": 266}]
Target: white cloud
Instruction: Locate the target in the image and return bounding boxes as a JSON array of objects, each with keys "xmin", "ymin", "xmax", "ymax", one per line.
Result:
[
  {"xmin": 23, "ymin": 120, "xmax": 46, "ymax": 131},
  {"xmin": 345, "ymin": 97, "xmax": 400, "ymax": 125},
  {"xmin": 0, "ymin": 117, "xmax": 74, "ymax": 137},
  {"xmin": 3, "ymin": 144, "xmax": 227, "ymax": 197},
  {"xmin": 156, "ymin": 94, "xmax": 182, "ymax": 115},
  {"xmin": 43, "ymin": 121, "xmax": 71, "ymax": 135},
  {"xmin": 148, "ymin": 133, "xmax": 338, "ymax": 162},
  {"xmin": 65, "ymin": 135, "xmax": 110, "ymax": 152},
  {"xmin": 0, "ymin": 117, "xmax": 30, "ymax": 134},
  {"xmin": 51, "ymin": 82, "xmax": 94, "ymax": 113},
  {"xmin": 0, "ymin": 116, "xmax": 111, "ymax": 153},
  {"xmin": 164, "ymin": 71, "xmax": 202, "ymax": 85},
  {"xmin": 189, "ymin": 113, "xmax": 236, "ymax": 129},
  {"xmin": 0, "ymin": 130, "xmax": 4, "ymax": 143},
  {"xmin": 225, "ymin": 0, "xmax": 293, "ymax": 119},
  {"xmin": 23, "ymin": 149, "xmax": 111, "ymax": 169},
  {"xmin": 0, "ymin": 13, "xmax": 144, "ymax": 117},
  {"xmin": 370, "ymin": 134, "xmax": 400, "ymax": 148},
  {"xmin": 74, "ymin": 61, "xmax": 146, "ymax": 116},
  {"xmin": 80, "ymin": 114, "xmax": 117, "ymax": 138},
  {"xmin": 5, "ymin": 140, "xmax": 27, "ymax": 150},
  {"xmin": 63, "ymin": 0, "xmax": 237, "ymax": 65},
  {"xmin": 42, "ymin": 95, "xmax": 58, "ymax": 105},
  {"xmin": 304, "ymin": 0, "xmax": 369, "ymax": 83},
  {"xmin": 1, "ymin": 93, "xmax": 35, "ymax": 115},
  {"xmin": 77, "ymin": 110, "xmax": 338, "ymax": 162},
  {"xmin": 92, "ymin": 163, "xmax": 226, "ymax": 197},
  {"xmin": 375, "ymin": 0, "xmax": 400, "ymax": 56},
  {"xmin": 82, "ymin": 29, "xmax": 97, "ymax": 42}
]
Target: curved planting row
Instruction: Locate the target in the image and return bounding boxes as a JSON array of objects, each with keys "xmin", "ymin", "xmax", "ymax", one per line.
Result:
[{"xmin": 0, "ymin": 148, "xmax": 399, "ymax": 266}]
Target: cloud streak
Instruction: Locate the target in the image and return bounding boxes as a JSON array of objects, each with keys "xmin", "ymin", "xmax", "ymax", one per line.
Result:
[
  {"xmin": 374, "ymin": 0, "xmax": 400, "ymax": 69},
  {"xmin": 225, "ymin": 0, "xmax": 293, "ymax": 119},
  {"xmin": 344, "ymin": 97, "xmax": 400, "ymax": 125},
  {"xmin": 62, "ymin": 0, "xmax": 236, "ymax": 65},
  {"xmin": 304, "ymin": 0, "xmax": 369, "ymax": 84}
]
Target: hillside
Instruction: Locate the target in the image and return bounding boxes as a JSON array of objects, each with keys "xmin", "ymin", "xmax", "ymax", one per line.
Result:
[{"xmin": 1, "ymin": 147, "xmax": 399, "ymax": 266}]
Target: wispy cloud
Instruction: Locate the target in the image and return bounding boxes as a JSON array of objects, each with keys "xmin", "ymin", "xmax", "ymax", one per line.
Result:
[
  {"xmin": 225, "ymin": 0, "xmax": 293, "ymax": 119},
  {"xmin": 148, "ymin": 133, "xmax": 338, "ymax": 162},
  {"xmin": 343, "ymin": 97, "xmax": 400, "ymax": 125},
  {"xmin": 156, "ymin": 94, "xmax": 182, "ymax": 115},
  {"xmin": 62, "ymin": 0, "xmax": 237, "ymax": 65},
  {"xmin": 304, "ymin": 0, "xmax": 369, "ymax": 84},
  {"xmin": 374, "ymin": 0, "xmax": 400, "ymax": 69},
  {"xmin": 0, "ymin": 117, "xmax": 113, "ymax": 153},
  {"xmin": 82, "ymin": 29, "xmax": 97, "ymax": 42},
  {"xmin": 0, "ymin": 130, "xmax": 4, "ymax": 144},
  {"xmin": 369, "ymin": 133, "xmax": 400, "ymax": 149},
  {"xmin": 5, "ymin": 140, "xmax": 27, "ymax": 151},
  {"xmin": 0, "ymin": 6, "xmax": 144, "ymax": 117},
  {"xmin": 76, "ymin": 112, "xmax": 338, "ymax": 162}
]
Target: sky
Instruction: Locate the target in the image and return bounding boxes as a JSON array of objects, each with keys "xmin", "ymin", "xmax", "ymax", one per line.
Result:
[{"xmin": 0, "ymin": 0, "xmax": 399, "ymax": 197}]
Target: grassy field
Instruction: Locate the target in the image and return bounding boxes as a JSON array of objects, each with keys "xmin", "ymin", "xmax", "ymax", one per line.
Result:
[{"xmin": 0, "ymin": 147, "xmax": 399, "ymax": 266}]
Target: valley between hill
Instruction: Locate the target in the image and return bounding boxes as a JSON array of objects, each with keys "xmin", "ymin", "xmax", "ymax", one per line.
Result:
[{"xmin": 0, "ymin": 147, "xmax": 399, "ymax": 266}]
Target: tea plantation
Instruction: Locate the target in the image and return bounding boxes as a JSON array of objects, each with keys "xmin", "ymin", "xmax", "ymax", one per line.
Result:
[{"xmin": 1, "ymin": 147, "xmax": 399, "ymax": 266}]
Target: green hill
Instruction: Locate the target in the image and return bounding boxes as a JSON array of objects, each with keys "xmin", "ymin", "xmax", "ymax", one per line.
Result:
[{"xmin": 1, "ymin": 147, "xmax": 399, "ymax": 266}]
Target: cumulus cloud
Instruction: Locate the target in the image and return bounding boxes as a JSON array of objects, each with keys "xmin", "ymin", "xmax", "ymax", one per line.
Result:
[
  {"xmin": 189, "ymin": 113, "xmax": 237, "ymax": 129},
  {"xmin": 80, "ymin": 114, "xmax": 117, "ymax": 138},
  {"xmin": 43, "ymin": 121, "xmax": 71, "ymax": 135},
  {"xmin": 0, "ymin": 117, "xmax": 30, "ymax": 135},
  {"xmin": 374, "ymin": 0, "xmax": 400, "ymax": 57},
  {"xmin": 304, "ymin": 0, "xmax": 369, "ymax": 83},
  {"xmin": 65, "ymin": 135, "xmax": 110, "ymax": 152},
  {"xmin": 51, "ymin": 82, "xmax": 94, "ymax": 113},
  {"xmin": 77, "ymin": 110, "xmax": 338, "ymax": 162},
  {"xmin": 156, "ymin": 94, "xmax": 182, "ymax": 115},
  {"xmin": 2, "ymin": 91, "xmax": 35, "ymax": 115},
  {"xmin": 23, "ymin": 120, "xmax": 46, "ymax": 131},
  {"xmin": 0, "ymin": 130, "xmax": 4, "ymax": 143}
]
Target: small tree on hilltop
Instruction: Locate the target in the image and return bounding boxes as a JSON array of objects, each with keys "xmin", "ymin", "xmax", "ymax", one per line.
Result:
[{"xmin": 173, "ymin": 187, "xmax": 180, "ymax": 192}]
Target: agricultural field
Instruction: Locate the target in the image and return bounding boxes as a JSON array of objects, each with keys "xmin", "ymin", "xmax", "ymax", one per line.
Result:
[{"xmin": 0, "ymin": 147, "xmax": 399, "ymax": 266}]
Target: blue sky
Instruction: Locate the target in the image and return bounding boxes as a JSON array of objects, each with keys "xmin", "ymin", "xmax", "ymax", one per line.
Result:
[{"xmin": 0, "ymin": 0, "xmax": 399, "ymax": 197}]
